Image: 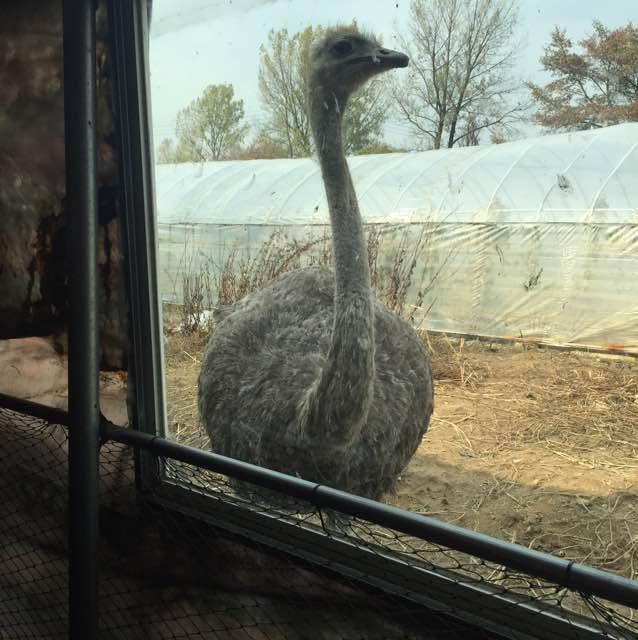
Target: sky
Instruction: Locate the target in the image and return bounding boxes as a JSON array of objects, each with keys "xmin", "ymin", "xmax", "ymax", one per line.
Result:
[{"xmin": 148, "ymin": 0, "xmax": 637, "ymax": 149}]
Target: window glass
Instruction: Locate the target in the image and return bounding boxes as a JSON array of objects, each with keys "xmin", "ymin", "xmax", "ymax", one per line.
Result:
[{"xmin": 149, "ymin": 0, "xmax": 638, "ymax": 581}]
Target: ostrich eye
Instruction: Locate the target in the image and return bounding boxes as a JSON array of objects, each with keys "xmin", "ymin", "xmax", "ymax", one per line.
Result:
[{"xmin": 331, "ymin": 40, "xmax": 353, "ymax": 57}]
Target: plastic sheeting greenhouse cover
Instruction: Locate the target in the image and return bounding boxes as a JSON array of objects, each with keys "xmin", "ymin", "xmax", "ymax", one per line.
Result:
[{"xmin": 155, "ymin": 123, "xmax": 638, "ymax": 352}]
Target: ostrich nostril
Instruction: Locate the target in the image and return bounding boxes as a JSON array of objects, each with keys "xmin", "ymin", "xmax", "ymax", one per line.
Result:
[{"xmin": 379, "ymin": 48, "xmax": 390, "ymax": 55}]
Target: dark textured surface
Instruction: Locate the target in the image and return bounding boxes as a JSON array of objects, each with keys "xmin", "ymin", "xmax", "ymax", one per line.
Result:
[{"xmin": 0, "ymin": 1, "xmax": 127, "ymax": 368}]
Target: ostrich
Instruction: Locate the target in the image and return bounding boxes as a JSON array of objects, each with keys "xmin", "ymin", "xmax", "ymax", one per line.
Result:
[{"xmin": 198, "ymin": 26, "xmax": 434, "ymax": 501}]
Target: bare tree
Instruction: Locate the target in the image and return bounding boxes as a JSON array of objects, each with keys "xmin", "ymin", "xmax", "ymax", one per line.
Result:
[
  {"xmin": 393, "ymin": 0, "xmax": 526, "ymax": 149},
  {"xmin": 455, "ymin": 113, "xmax": 482, "ymax": 146}
]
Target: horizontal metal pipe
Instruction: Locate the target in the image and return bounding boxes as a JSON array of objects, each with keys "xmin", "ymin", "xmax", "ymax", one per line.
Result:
[
  {"xmin": 100, "ymin": 422, "xmax": 638, "ymax": 610},
  {"xmin": 0, "ymin": 392, "xmax": 70, "ymax": 426},
  {"xmin": 101, "ymin": 423, "xmax": 319, "ymax": 501},
  {"xmin": 428, "ymin": 330, "xmax": 638, "ymax": 359}
]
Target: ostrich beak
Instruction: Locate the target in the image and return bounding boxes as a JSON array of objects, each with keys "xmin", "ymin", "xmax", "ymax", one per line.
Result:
[
  {"xmin": 348, "ymin": 47, "xmax": 409, "ymax": 71},
  {"xmin": 372, "ymin": 47, "xmax": 409, "ymax": 69}
]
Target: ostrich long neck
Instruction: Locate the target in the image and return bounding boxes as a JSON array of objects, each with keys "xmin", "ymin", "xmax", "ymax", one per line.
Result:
[{"xmin": 301, "ymin": 88, "xmax": 375, "ymax": 446}]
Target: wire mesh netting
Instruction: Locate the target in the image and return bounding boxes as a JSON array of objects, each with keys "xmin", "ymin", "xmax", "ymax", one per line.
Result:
[
  {"xmin": 1, "ymin": 403, "xmax": 636, "ymax": 639},
  {"xmin": 161, "ymin": 457, "xmax": 638, "ymax": 640},
  {"xmin": 0, "ymin": 404, "xmax": 489, "ymax": 639},
  {"xmin": 98, "ymin": 456, "xmax": 492, "ymax": 639},
  {"xmin": 0, "ymin": 408, "xmax": 69, "ymax": 638}
]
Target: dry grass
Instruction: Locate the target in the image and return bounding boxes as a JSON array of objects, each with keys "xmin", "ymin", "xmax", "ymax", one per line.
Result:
[
  {"xmin": 426, "ymin": 336, "xmax": 638, "ymax": 476},
  {"xmin": 164, "ymin": 332, "xmax": 209, "ymax": 449},
  {"xmin": 402, "ymin": 335, "xmax": 638, "ymax": 591},
  {"xmin": 164, "ymin": 326, "xmax": 638, "ymax": 588}
]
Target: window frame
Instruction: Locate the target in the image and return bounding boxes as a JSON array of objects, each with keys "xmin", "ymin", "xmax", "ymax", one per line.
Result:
[{"xmin": 108, "ymin": 0, "xmax": 168, "ymax": 493}]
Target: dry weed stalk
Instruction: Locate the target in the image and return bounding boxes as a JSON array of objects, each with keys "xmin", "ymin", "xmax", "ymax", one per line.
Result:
[
  {"xmin": 216, "ymin": 229, "xmax": 332, "ymax": 306},
  {"xmin": 173, "ymin": 222, "xmax": 451, "ymax": 334},
  {"xmin": 427, "ymin": 333, "xmax": 485, "ymax": 388}
]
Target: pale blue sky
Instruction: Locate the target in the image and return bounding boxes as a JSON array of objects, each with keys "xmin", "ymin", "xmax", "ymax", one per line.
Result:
[{"xmin": 149, "ymin": 0, "xmax": 636, "ymax": 147}]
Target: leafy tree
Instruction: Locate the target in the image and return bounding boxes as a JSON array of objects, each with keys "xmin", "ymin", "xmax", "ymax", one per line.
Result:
[
  {"xmin": 156, "ymin": 138, "xmax": 194, "ymax": 163},
  {"xmin": 528, "ymin": 21, "xmax": 638, "ymax": 131},
  {"xmin": 174, "ymin": 83, "xmax": 249, "ymax": 161},
  {"xmin": 356, "ymin": 142, "xmax": 407, "ymax": 155},
  {"xmin": 237, "ymin": 128, "xmax": 290, "ymax": 160},
  {"xmin": 258, "ymin": 23, "xmax": 391, "ymax": 157},
  {"xmin": 393, "ymin": 0, "xmax": 526, "ymax": 149}
]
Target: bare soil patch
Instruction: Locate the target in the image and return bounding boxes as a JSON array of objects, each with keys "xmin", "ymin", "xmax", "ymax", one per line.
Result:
[{"xmin": 164, "ymin": 331, "xmax": 638, "ymax": 582}]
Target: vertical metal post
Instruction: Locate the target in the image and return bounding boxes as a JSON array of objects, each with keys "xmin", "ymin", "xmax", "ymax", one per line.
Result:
[{"xmin": 63, "ymin": 0, "xmax": 100, "ymax": 638}]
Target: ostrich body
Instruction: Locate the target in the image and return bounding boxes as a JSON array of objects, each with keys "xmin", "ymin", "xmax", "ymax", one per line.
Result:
[{"xmin": 198, "ymin": 27, "xmax": 434, "ymax": 501}]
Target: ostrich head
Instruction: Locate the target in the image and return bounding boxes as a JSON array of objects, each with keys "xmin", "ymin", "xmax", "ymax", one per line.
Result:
[{"xmin": 309, "ymin": 27, "xmax": 409, "ymax": 103}]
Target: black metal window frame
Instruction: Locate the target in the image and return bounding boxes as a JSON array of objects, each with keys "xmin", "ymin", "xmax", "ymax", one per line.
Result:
[
  {"xmin": 104, "ymin": 3, "xmax": 638, "ymax": 640},
  {"xmin": 108, "ymin": 0, "xmax": 168, "ymax": 489}
]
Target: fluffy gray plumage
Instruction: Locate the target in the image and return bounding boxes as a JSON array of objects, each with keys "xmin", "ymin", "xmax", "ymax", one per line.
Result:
[{"xmin": 198, "ymin": 26, "xmax": 434, "ymax": 501}]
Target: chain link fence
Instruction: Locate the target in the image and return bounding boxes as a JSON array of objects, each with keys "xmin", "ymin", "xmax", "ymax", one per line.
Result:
[{"xmin": 1, "ymin": 402, "xmax": 636, "ymax": 639}]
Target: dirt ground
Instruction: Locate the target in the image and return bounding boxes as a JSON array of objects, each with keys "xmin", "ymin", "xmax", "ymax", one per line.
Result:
[{"xmin": 164, "ymin": 331, "xmax": 638, "ymax": 582}]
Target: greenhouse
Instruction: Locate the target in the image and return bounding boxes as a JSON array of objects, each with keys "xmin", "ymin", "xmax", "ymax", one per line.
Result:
[{"xmin": 155, "ymin": 122, "xmax": 638, "ymax": 353}]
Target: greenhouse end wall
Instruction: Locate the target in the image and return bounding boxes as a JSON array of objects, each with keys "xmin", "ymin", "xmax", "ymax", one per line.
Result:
[{"xmin": 155, "ymin": 124, "xmax": 638, "ymax": 353}]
